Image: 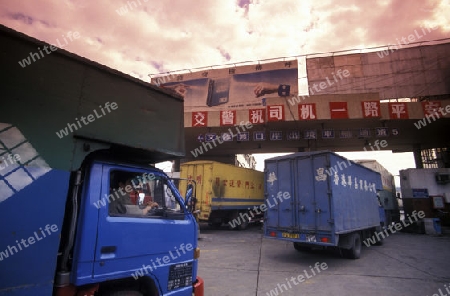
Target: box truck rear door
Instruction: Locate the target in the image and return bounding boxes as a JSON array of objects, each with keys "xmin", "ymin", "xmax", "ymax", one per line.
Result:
[
  {"xmin": 311, "ymin": 154, "xmax": 332, "ymax": 232},
  {"xmin": 265, "ymin": 159, "xmax": 295, "ymax": 230},
  {"xmin": 295, "ymin": 154, "xmax": 332, "ymax": 233}
]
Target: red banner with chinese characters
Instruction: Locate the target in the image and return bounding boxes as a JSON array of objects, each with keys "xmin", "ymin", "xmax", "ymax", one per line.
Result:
[
  {"xmin": 388, "ymin": 102, "xmax": 409, "ymax": 119},
  {"xmin": 298, "ymin": 104, "xmax": 317, "ymax": 120},
  {"xmin": 220, "ymin": 110, "xmax": 236, "ymax": 126},
  {"xmin": 329, "ymin": 102, "xmax": 348, "ymax": 119},
  {"xmin": 249, "ymin": 108, "xmax": 266, "ymax": 124},
  {"xmin": 361, "ymin": 101, "xmax": 380, "ymax": 118},
  {"xmin": 267, "ymin": 105, "xmax": 285, "ymax": 122},
  {"xmin": 192, "ymin": 111, "xmax": 208, "ymax": 127}
]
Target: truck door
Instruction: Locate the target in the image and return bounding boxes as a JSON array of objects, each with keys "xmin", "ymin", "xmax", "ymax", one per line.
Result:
[
  {"xmin": 312, "ymin": 154, "xmax": 332, "ymax": 232},
  {"xmin": 265, "ymin": 159, "xmax": 295, "ymax": 230},
  {"xmin": 295, "ymin": 154, "xmax": 332, "ymax": 232},
  {"xmin": 89, "ymin": 164, "xmax": 196, "ymax": 284}
]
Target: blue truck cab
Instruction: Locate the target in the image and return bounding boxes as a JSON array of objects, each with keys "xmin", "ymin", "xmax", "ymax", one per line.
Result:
[
  {"xmin": 264, "ymin": 151, "xmax": 385, "ymax": 259},
  {"xmin": 0, "ymin": 25, "xmax": 203, "ymax": 296}
]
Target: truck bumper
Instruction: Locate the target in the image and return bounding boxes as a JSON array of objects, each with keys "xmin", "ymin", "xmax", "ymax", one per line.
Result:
[{"xmin": 193, "ymin": 276, "xmax": 204, "ymax": 296}]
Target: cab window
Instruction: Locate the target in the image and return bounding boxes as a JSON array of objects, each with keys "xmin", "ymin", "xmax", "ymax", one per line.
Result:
[{"xmin": 107, "ymin": 170, "xmax": 183, "ymax": 218}]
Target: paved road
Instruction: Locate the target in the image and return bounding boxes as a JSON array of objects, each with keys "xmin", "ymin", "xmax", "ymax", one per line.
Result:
[{"xmin": 197, "ymin": 223, "xmax": 450, "ymax": 296}]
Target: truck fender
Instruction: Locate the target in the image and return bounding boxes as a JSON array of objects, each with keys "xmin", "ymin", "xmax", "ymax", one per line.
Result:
[
  {"xmin": 337, "ymin": 233, "xmax": 353, "ymax": 249},
  {"xmin": 340, "ymin": 232, "xmax": 362, "ymax": 259}
]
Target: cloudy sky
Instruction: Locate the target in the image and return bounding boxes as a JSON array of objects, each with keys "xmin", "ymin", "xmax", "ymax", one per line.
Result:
[
  {"xmin": 1, "ymin": 0, "xmax": 448, "ymax": 80},
  {"xmin": 1, "ymin": 0, "xmax": 449, "ymax": 177}
]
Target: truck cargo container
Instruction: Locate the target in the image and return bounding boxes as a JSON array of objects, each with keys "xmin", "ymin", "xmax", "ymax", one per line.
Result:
[
  {"xmin": 179, "ymin": 160, "xmax": 264, "ymax": 230},
  {"xmin": 354, "ymin": 160, "xmax": 400, "ymax": 225},
  {"xmin": 0, "ymin": 25, "xmax": 203, "ymax": 296},
  {"xmin": 264, "ymin": 151, "xmax": 385, "ymax": 259}
]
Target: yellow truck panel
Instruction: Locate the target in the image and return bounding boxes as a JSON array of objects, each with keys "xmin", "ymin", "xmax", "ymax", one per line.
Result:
[{"xmin": 179, "ymin": 160, "xmax": 264, "ymax": 228}]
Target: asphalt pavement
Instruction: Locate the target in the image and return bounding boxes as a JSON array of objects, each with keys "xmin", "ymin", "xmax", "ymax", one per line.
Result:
[{"xmin": 197, "ymin": 223, "xmax": 450, "ymax": 296}]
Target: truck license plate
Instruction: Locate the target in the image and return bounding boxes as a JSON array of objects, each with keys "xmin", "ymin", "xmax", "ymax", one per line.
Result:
[
  {"xmin": 281, "ymin": 232, "xmax": 299, "ymax": 239},
  {"xmin": 306, "ymin": 234, "xmax": 317, "ymax": 242}
]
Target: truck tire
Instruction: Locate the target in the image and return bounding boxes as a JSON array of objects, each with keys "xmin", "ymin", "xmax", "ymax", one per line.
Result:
[
  {"xmin": 209, "ymin": 222, "xmax": 222, "ymax": 229},
  {"xmin": 374, "ymin": 226, "xmax": 384, "ymax": 246},
  {"xmin": 293, "ymin": 242, "xmax": 312, "ymax": 252},
  {"xmin": 235, "ymin": 219, "xmax": 249, "ymax": 230},
  {"xmin": 228, "ymin": 211, "xmax": 248, "ymax": 230},
  {"xmin": 343, "ymin": 233, "xmax": 361, "ymax": 259}
]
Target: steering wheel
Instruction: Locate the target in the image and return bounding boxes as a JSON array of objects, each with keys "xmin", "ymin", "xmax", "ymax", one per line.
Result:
[
  {"xmin": 115, "ymin": 202, "xmax": 127, "ymax": 214},
  {"xmin": 147, "ymin": 205, "xmax": 164, "ymax": 216}
]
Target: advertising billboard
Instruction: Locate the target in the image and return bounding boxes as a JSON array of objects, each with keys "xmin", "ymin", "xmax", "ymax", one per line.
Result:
[{"xmin": 152, "ymin": 60, "xmax": 298, "ymax": 112}]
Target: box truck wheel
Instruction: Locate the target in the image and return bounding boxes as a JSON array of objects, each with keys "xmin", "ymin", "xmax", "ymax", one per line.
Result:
[
  {"xmin": 234, "ymin": 218, "xmax": 248, "ymax": 230},
  {"xmin": 374, "ymin": 226, "xmax": 384, "ymax": 246},
  {"xmin": 238, "ymin": 219, "xmax": 249, "ymax": 230},
  {"xmin": 229, "ymin": 211, "xmax": 248, "ymax": 230},
  {"xmin": 209, "ymin": 222, "xmax": 222, "ymax": 229},
  {"xmin": 343, "ymin": 233, "xmax": 361, "ymax": 259}
]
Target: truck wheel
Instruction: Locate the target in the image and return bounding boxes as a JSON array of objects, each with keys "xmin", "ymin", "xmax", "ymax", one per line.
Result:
[
  {"xmin": 209, "ymin": 222, "xmax": 222, "ymax": 229},
  {"xmin": 344, "ymin": 233, "xmax": 361, "ymax": 259},
  {"xmin": 374, "ymin": 227, "xmax": 383, "ymax": 246},
  {"xmin": 228, "ymin": 211, "xmax": 248, "ymax": 230},
  {"xmin": 235, "ymin": 219, "xmax": 249, "ymax": 230},
  {"xmin": 293, "ymin": 242, "xmax": 312, "ymax": 252}
]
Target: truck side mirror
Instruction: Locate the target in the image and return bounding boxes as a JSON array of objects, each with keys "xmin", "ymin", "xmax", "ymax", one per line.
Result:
[
  {"xmin": 184, "ymin": 183, "xmax": 197, "ymax": 213},
  {"xmin": 185, "ymin": 184, "xmax": 193, "ymax": 204}
]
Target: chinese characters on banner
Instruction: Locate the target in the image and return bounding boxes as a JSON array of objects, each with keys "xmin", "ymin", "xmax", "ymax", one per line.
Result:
[
  {"xmin": 270, "ymin": 131, "xmax": 283, "ymax": 141},
  {"xmin": 329, "ymin": 102, "xmax": 348, "ymax": 119},
  {"xmin": 249, "ymin": 109, "xmax": 265, "ymax": 124},
  {"xmin": 361, "ymin": 101, "xmax": 380, "ymax": 118},
  {"xmin": 388, "ymin": 102, "xmax": 409, "ymax": 119},
  {"xmin": 192, "ymin": 111, "xmax": 208, "ymax": 127},
  {"xmin": 193, "ymin": 101, "xmax": 442, "ymax": 137},
  {"xmin": 322, "ymin": 129, "xmax": 334, "ymax": 139},
  {"xmin": 220, "ymin": 110, "xmax": 236, "ymax": 126},
  {"xmin": 267, "ymin": 105, "xmax": 285, "ymax": 122},
  {"xmin": 376, "ymin": 127, "xmax": 389, "ymax": 137},
  {"xmin": 422, "ymin": 101, "xmax": 441, "ymax": 115},
  {"xmin": 194, "ymin": 100, "xmax": 440, "ymax": 126},
  {"xmin": 298, "ymin": 104, "xmax": 317, "ymax": 120}
]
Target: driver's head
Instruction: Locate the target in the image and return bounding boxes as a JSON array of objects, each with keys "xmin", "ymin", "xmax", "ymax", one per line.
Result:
[{"xmin": 119, "ymin": 179, "xmax": 133, "ymax": 190}]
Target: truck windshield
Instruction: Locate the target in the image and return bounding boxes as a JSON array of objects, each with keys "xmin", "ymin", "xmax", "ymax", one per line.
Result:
[{"xmin": 108, "ymin": 170, "xmax": 183, "ymax": 218}]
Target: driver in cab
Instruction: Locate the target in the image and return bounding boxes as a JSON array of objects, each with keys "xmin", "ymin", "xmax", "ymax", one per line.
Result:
[{"xmin": 110, "ymin": 179, "xmax": 159, "ymax": 215}]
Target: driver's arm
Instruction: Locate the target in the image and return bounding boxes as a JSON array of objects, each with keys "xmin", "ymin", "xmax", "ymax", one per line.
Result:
[{"xmin": 143, "ymin": 201, "xmax": 159, "ymax": 214}]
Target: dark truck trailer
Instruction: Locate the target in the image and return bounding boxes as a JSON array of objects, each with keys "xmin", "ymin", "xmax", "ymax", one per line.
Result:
[
  {"xmin": 354, "ymin": 159, "xmax": 400, "ymax": 225},
  {"xmin": 0, "ymin": 25, "xmax": 203, "ymax": 296},
  {"xmin": 264, "ymin": 151, "xmax": 384, "ymax": 259}
]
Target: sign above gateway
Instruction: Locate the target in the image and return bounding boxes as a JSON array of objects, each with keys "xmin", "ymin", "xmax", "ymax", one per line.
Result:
[
  {"xmin": 151, "ymin": 43, "xmax": 450, "ymax": 154},
  {"xmin": 151, "ymin": 60, "xmax": 299, "ymax": 112}
]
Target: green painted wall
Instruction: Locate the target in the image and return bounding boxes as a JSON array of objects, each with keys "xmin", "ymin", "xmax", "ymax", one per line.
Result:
[{"xmin": 0, "ymin": 26, "xmax": 185, "ymax": 171}]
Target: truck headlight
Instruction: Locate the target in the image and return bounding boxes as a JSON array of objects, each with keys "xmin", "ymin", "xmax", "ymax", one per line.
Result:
[{"xmin": 194, "ymin": 247, "xmax": 200, "ymax": 259}]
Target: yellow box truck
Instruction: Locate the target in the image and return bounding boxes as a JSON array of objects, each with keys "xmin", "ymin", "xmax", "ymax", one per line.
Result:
[{"xmin": 179, "ymin": 160, "xmax": 265, "ymax": 229}]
